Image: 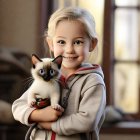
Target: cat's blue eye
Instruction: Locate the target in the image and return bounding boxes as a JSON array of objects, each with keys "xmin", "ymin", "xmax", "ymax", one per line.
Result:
[
  {"xmin": 39, "ymin": 69, "xmax": 45, "ymax": 75},
  {"xmin": 50, "ymin": 69, "xmax": 55, "ymax": 76}
]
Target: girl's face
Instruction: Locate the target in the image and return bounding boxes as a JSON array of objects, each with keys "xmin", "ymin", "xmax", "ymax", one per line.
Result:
[{"xmin": 47, "ymin": 20, "xmax": 96, "ymax": 75}]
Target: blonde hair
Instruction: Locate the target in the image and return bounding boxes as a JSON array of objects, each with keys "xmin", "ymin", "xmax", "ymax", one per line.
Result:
[{"xmin": 45, "ymin": 7, "xmax": 97, "ymax": 40}]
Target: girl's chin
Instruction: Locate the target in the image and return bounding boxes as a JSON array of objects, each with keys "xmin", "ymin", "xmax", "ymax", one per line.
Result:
[{"xmin": 62, "ymin": 63, "xmax": 81, "ymax": 70}]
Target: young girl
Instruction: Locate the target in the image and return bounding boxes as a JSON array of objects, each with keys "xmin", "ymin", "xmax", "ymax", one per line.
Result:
[{"xmin": 12, "ymin": 7, "xmax": 106, "ymax": 140}]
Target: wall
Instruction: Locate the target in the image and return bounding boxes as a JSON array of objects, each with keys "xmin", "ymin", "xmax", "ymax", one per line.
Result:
[{"xmin": 0, "ymin": 0, "xmax": 40, "ymax": 55}]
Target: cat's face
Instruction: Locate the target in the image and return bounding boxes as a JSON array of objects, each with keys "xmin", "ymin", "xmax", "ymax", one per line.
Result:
[{"xmin": 31, "ymin": 54, "xmax": 62, "ymax": 82}]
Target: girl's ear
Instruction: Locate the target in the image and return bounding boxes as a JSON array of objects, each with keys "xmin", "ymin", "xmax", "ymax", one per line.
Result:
[
  {"xmin": 46, "ymin": 37, "xmax": 54, "ymax": 52},
  {"xmin": 89, "ymin": 38, "xmax": 98, "ymax": 52}
]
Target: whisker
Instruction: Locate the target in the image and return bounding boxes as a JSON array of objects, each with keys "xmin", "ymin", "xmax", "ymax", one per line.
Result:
[
  {"xmin": 22, "ymin": 77, "xmax": 34, "ymax": 90},
  {"xmin": 54, "ymin": 78, "xmax": 62, "ymax": 84},
  {"xmin": 22, "ymin": 77, "xmax": 31, "ymax": 82}
]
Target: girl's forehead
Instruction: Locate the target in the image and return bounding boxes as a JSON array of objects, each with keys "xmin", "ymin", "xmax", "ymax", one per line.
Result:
[{"xmin": 55, "ymin": 20, "xmax": 87, "ymax": 37}]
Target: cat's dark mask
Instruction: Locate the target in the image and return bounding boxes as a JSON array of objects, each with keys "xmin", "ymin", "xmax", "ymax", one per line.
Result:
[{"xmin": 31, "ymin": 54, "xmax": 62, "ymax": 81}]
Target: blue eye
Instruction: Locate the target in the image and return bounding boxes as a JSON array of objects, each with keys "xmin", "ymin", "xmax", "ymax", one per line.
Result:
[
  {"xmin": 50, "ymin": 69, "xmax": 55, "ymax": 76},
  {"xmin": 39, "ymin": 69, "xmax": 45, "ymax": 75}
]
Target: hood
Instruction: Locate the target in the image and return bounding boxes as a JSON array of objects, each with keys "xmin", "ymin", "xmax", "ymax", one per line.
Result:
[
  {"xmin": 60, "ymin": 63, "xmax": 104, "ymax": 88},
  {"xmin": 75, "ymin": 63, "xmax": 104, "ymax": 79},
  {"xmin": 60, "ymin": 63, "xmax": 104, "ymax": 85}
]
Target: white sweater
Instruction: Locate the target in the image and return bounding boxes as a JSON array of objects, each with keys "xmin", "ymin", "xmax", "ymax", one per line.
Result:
[{"xmin": 12, "ymin": 63, "xmax": 106, "ymax": 140}]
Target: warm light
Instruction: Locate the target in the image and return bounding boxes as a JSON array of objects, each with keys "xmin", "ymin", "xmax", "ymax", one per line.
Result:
[
  {"xmin": 78, "ymin": 0, "xmax": 104, "ymax": 64},
  {"xmin": 116, "ymin": 0, "xmax": 138, "ymax": 6}
]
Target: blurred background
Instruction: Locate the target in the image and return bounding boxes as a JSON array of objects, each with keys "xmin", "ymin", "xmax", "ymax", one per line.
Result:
[{"xmin": 0, "ymin": 0, "xmax": 140, "ymax": 140}]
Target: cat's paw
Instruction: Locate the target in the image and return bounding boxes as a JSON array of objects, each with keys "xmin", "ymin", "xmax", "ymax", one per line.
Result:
[
  {"xmin": 52, "ymin": 104, "xmax": 63, "ymax": 111},
  {"xmin": 30, "ymin": 101, "xmax": 36, "ymax": 107}
]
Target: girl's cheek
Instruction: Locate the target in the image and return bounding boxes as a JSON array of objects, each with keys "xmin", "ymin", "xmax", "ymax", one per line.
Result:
[{"xmin": 54, "ymin": 47, "xmax": 63, "ymax": 56}]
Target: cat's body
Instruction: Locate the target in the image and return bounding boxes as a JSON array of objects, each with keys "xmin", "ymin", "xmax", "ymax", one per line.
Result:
[
  {"xmin": 28, "ymin": 78, "xmax": 60, "ymax": 102},
  {"xmin": 27, "ymin": 54, "xmax": 62, "ymax": 110},
  {"xmin": 28, "ymin": 78, "xmax": 60, "ymax": 109},
  {"xmin": 25, "ymin": 54, "xmax": 63, "ymax": 140}
]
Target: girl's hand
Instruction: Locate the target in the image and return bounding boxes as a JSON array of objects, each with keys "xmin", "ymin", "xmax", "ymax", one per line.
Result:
[
  {"xmin": 39, "ymin": 121, "xmax": 52, "ymax": 130},
  {"xmin": 29, "ymin": 106, "xmax": 64, "ymax": 123}
]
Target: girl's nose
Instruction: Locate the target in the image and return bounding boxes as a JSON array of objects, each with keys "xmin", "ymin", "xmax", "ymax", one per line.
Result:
[{"xmin": 66, "ymin": 44, "xmax": 74, "ymax": 54}]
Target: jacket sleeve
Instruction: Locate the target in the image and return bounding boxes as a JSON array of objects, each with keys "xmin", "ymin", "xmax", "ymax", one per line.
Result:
[
  {"xmin": 51, "ymin": 82, "xmax": 106, "ymax": 135},
  {"xmin": 12, "ymin": 90, "xmax": 35, "ymax": 125}
]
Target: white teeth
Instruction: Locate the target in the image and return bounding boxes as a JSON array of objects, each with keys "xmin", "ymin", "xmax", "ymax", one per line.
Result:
[{"xmin": 63, "ymin": 57, "xmax": 76, "ymax": 60}]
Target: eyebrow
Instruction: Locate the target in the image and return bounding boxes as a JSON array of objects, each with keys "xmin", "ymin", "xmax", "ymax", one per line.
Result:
[
  {"xmin": 56, "ymin": 36, "xmax": 66, "ymax": 39},
  {"xmin": 75, "ymin": 37, "xmax": 84, "ymax": 39}
]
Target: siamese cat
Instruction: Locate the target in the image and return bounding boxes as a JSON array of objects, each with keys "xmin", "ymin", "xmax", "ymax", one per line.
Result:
[
  {"xmin": 25, "ymin": 54, "xmax": 63, "ymax": 140},
  {"xmin": 27, "ymin": 54, "xmax": 63, "ymax": 110}
]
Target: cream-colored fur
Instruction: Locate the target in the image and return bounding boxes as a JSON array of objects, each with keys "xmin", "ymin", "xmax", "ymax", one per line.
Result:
[
  {"xmin": 27, "ymin": 77, "xmax": 61, "ymax": 109},
  {"xmin": 27, "ymin": 55, "xmax": 62, "ymax": 110}
]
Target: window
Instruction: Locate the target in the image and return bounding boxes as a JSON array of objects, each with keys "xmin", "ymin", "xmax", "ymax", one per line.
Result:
[{"xmin": 103, "ymin": 0, "xmax": 140, "ymax": 119}]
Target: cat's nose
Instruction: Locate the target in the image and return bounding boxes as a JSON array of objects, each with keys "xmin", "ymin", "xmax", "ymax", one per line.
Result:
[{"xmin": 43, "ymin": 75, "xmax": 51, "ymax": 81}]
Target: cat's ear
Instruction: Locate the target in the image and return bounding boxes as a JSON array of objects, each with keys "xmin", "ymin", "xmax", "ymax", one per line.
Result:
[
  {"xmin": 32, "ymin": 54, "xmax": 42, "ymax": 68},
  {"xmin": 52, "ymin": 55, "xmax": 63, "ymax": 69}
]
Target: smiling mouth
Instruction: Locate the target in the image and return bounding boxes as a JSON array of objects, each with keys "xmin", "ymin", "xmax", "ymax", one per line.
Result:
[{"xmin": 63, "ymin": 56, "xmax": 78, "ymax": 60}]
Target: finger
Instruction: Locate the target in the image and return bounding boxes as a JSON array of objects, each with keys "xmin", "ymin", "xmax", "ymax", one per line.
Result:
[
  {"xmin": 59, "ymin": 107, "xmax": 64, "ymax": 112},
  {"xmin": 55, "ymin": 106, "xmax": 64, "ymax": 112}
]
